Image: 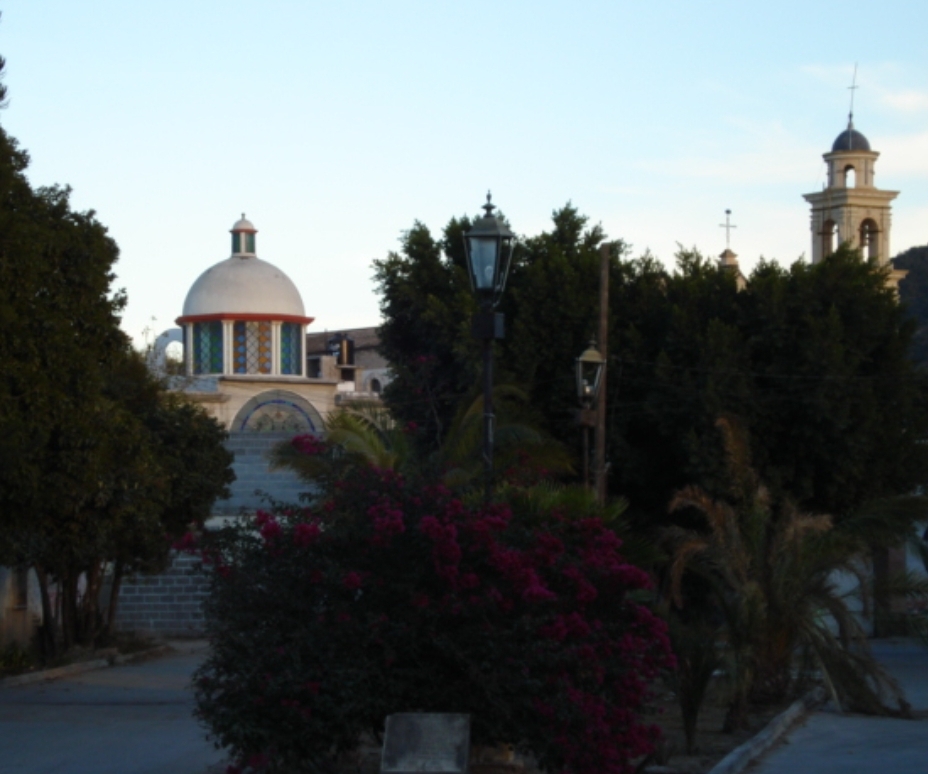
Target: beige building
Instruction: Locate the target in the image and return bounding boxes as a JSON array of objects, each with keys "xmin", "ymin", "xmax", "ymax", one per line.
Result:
[{"xmin": 803, "ymin": 117, "xmax": 905, "ymax": 290}]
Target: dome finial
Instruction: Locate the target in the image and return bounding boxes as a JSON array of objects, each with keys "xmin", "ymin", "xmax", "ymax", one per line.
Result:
[
  {"xmin": 482, "ymin": 190, "xmax": 496, "ymax": 218},
  {"xmin": 847, "ymin": 63, "xmax": 859, "ymax": 139}
]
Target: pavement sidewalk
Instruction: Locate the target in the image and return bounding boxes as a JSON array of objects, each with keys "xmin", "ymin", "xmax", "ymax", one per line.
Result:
[
  {"xmin": 0, "ymin": 639, "xmax": 223, "ymax": 774},
  {"xmin": 749, "ymin": 638, "xmax": 928, "ymax": 774}
]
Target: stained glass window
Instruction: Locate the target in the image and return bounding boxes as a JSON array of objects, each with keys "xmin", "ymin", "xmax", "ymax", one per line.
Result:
[
  {"xmin": 233, "ymin": 320, "xmax": 272, "ymax": 374},
  {"xmin": 192, "ymin": 321, "xmax": 223, "ymax": 374},
  {"xmin": 280, "ymin": 323, "xmax": 302, "ymax": 375}
]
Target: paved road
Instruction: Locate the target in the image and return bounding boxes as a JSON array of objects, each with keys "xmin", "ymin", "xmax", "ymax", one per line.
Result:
[
  {"xmin": 752, "ymin": 639, "xmax": 928, "ymax": 774},
  {"xmin": 0, "ymin": 641, "xmax": 223, "ymax": 774}
]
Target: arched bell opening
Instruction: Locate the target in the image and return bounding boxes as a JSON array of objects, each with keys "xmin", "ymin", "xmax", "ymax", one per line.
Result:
[
  {"xmin": 821, "ymin": 219, "xmax": 837, "ymax": 258},
  {"xmin": 843, "ymin": 164, "xmax": 857, "ymax": 188},
  {"xmin": 860, "ymin": 218, "xmax": 880, "ymax": 261}
]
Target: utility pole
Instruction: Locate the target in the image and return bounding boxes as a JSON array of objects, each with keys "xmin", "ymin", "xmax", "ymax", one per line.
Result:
[{"xmin": 595, "ymin": 242, "xmax": 610, "ymax": 506}]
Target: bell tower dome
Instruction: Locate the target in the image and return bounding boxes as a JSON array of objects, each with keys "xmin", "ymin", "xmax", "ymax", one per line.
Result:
[{"xmin": 803, "ymin": 117, "xmax": 898, "ymax": 265}]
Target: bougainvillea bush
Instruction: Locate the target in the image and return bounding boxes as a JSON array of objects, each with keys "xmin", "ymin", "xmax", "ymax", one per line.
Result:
[{"xmin": 192, "ymin": 435, "xmax": 674, "ymax": 774}]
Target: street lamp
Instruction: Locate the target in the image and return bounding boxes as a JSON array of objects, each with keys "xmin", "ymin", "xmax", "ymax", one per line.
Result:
[
  {"xmin": 464, "ymin": 192, "xmax": 515, "ymax": 504},
  {"xmin": 576, "ymin": 340, "xmax": 605, "ymax": 492}
]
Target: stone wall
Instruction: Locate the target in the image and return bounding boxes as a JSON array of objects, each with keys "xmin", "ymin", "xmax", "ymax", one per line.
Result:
[
  {"xmin": 115, "ymin": 553, "xmax": 209, "ymax": 638},
  {"xmin": 114, "ymin": 431, "xmax": 312, "ymax": 638}
]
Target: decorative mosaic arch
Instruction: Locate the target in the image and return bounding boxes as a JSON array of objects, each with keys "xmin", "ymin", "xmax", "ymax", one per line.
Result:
[{"xmin": 232, "ymin": 390, "xmax": 324, "ymax": 434}]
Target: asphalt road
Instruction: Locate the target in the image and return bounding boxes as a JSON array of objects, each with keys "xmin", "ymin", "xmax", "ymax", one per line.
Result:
[
  {"xmin": 0, "ymin": 641, "xmax": 223, "ymax": 774},
  {"xmin": 752, "ymin": 639, "xmax": 928, "ymax": 774}
]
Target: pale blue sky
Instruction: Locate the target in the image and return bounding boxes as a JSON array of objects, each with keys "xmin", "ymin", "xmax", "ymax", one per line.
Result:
[{"xmin": 2, "ymin": 1, "xmax": 927, "ymax": 345}]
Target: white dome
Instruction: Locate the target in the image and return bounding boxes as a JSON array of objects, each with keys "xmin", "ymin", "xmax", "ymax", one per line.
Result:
[
  {"xmin": 232, "ymin": 214, "xmax": 257, "ymax": 233},
  {"xmin": 182, "ymin": 255, "xmax": 306, "ymax": 317}
]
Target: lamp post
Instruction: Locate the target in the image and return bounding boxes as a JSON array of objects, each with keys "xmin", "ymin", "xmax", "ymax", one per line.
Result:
[
  {"xmin": 576, "ymin": 340, "xmax": 605, "ymax": 492},
  {"xmin": 463, "ymin": 192, "xmax": 515, "ymax": 504}
]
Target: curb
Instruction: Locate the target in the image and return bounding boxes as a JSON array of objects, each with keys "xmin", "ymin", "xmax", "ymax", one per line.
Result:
[
  {"xmin": 705, "ymin": 695, "xmax": 812, "ymax": 774},
  {"xmin": 0, "ymin": 643, "xmax": 174, "ymax": 689}
]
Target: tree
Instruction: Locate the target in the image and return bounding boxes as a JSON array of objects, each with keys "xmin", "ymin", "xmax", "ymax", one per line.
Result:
[
  {"xmin": 0, "ymin": 137, "xmax": 128, "ymax": 546},
  {"xmin": 373, "ymin": 219, "xmax": 478, "ymax": 456},
  {"xmin": 374, "ymin": 206, "xmax": 615, "ymax": 480},
  {"xmin": 376, "ymin": 206, "xmax": 928, "ymax": 526},
  {"xmin": 611, "ymin": 246, "xmax": 928, "ymax": 525},
  {"xmin": 99, "ymin": 351, "xmax": 235, "ymax": 639},
  {"xmin": 665, "ymin": 417, "xmax": 915, "ymax": 732},
  {"xmin": 0, "ymin": 57, "xmax": 234, "ymax": 652}
]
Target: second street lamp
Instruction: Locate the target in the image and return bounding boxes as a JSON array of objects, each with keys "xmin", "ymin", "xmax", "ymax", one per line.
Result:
[
  {"xmin": 576, "ymin": 339, "xmax": 605, "ymax": 492},
  {"xmin": 464, "ymin": 192, "xmax": 515, "ymax": 504}
]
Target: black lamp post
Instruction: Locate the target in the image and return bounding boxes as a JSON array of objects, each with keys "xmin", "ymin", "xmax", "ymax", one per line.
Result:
[
  {"xmin": 464, "ymin": 192, "xmax": 515, "ymax": 504},
  {"xmin": 576, "ymin": 340, "xmax": 605, "ymax": 492}
]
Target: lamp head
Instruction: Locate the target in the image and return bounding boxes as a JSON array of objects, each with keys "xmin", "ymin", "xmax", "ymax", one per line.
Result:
[{"xmin": 463, "ymin": 192, "xmax": 515, "ymax": 307}]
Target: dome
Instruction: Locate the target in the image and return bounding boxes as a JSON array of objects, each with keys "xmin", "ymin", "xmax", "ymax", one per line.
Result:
[
  {"xmin": 182, "ymin": 256, "xmax": 306, "ymax": 317},
  {"xmin": 180, "ymin": 216, "xmax": 307, "ymax": 319},
  {"xmin": 832, "ymin": 125, "xmax": 871, "ymax": 152},
  {"xmin": 232, "ymin": 214, "xmax": 256, "ymax": 233}
]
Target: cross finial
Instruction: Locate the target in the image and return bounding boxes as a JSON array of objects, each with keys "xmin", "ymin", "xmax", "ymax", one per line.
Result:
[
  {"xmin": 719, "ymin": 209, "xmax": 737, "ymax": 249},
  {"xmin": 848, "ymin": 63, "xmax": 859, "ymax": 127}
]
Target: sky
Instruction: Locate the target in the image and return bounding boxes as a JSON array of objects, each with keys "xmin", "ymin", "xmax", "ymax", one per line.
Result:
[{"xmin": 2, "ymin": 1, "xmax": 927, "ymax": 347}]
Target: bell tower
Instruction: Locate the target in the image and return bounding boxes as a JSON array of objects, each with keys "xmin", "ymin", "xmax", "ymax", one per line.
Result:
[{"xmin": 803, "ymin": 117, "xmax": 898, "ymax": 266}]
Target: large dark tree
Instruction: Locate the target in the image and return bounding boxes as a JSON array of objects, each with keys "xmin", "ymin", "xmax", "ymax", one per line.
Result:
[
  {"xmin": 374, "ymin": 205, "xmax": 612, "ymax": 462},
  {"xmin": 0, "ymin": 55, "xmax": 233, "ymax": 652},
  {"xmin": 374, "ymin": 218, "xmax": 479, "ymax": 455},
  {"xmin": 612, "ymin": 247, "xmax": 928, "ymax": 524},
  {"xmin": 375, "ymin": 205, "xmax": 928, "ymax": 526}
]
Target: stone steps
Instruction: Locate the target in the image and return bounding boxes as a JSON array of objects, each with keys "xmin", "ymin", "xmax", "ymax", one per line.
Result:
[{"xmin": 217, "ymin": 433, "xmax": 316, "ymax": 514}]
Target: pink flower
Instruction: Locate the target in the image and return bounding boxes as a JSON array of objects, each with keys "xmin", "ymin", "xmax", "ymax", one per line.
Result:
[
  {"xmin": 292, "ymin": 434, "xmax": 326, "ymax": 456},
  {"xmin": 172, "ymin": 532, "xmax": 198, "ymax": 552},
  {"xmin": 293, "ymin": 522, "xmax": 320, "ymax": 547},
  {"xmin": 255, "ymin": 510, "xmax": 274, "ymax": 527},
  {"xmin": 343, "ymin": 571, "xmax": 363, "ymax": 590},
  {"xmin": 523, "ymin": 581, "xmax": 557, "ymax": 603},
  {"xmin": 260, "ymin": 519, "xmax": 282, "ymax": 542}
]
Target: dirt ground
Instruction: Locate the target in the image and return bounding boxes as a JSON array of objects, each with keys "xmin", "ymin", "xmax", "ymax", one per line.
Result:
[{"xmin": 644, "ymin": 683, "xmax": 794, "ymax": 774}]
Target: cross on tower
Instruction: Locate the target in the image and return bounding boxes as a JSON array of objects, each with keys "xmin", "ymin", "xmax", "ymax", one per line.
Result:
[
  {"xmin": 719, "ymin": 209, "xmax": 737, "ymax": 248},
  {"xmin": 848, "ymin": 63, "xmax": 859, "ymax": 122}
]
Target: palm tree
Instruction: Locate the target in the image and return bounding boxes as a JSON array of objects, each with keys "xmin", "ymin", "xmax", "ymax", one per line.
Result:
[
  {"xmin": 665, "ymin": 417, "xmax": 915, "ymax": 733},
  {"xmin": 270, "ymin": 390, "xmax": 573, "ymax": 497},
  {"xmin": 437, "ymin": 385, "xmax": 573, "ymax": 493}
]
